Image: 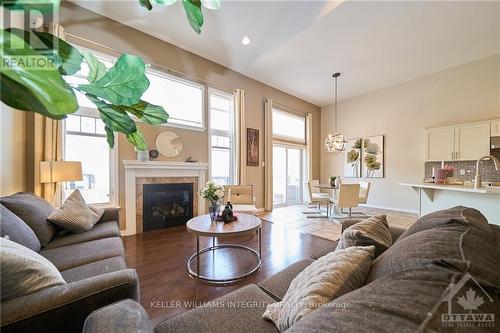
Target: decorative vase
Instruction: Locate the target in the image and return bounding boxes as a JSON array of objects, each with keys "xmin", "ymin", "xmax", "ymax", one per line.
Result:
[
  {"xmin": 435, "ymin": 169, "xmax": 447, "ymax": 184},
  {"xmin": 329, "ymin": 178, "xmax": 336, "ymax": 186},
  {"xmin": 334, "ymin": 176, "xmax": 342, "ymax": 188},
  {"xmin": 208, "ymin": 201, "xmax": 220, "ymax": 222}
]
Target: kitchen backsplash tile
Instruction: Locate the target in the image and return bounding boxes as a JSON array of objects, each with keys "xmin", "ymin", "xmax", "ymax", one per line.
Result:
[{"xmin": 425, "ymin": 155, "xmax": 500, "ymax": 182}]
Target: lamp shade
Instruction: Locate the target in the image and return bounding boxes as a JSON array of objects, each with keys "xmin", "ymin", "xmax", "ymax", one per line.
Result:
[{"xmin": 40, "ymin": 161, "xmax": 83, "ymax": 183}]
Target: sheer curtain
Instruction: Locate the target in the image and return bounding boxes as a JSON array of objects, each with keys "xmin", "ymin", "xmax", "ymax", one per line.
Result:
[
  {"xmin": 233, "ymin": 89, "xmax": 246, "ymax": 184},
  {"xmin": 264, "ymin": 99, "xmax": 273, "ymax": 211}
]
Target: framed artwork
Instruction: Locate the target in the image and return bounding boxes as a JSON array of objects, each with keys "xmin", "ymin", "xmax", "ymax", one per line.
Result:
[
  {"xmin": 247, "ymin": 128, "xmax": 259, "ymax": 166},
  {"xmin": 363, "ymin": 135, "xmax": 384, "ymax": 178},
  {"xmin": 344, "ymin": 138, "xmax": 362, "ymax": 178}
]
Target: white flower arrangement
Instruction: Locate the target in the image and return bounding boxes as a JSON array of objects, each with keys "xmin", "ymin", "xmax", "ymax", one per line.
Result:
[{"xmin": 200, "ymin": 180, "xmax": 225, "ymax": 203}]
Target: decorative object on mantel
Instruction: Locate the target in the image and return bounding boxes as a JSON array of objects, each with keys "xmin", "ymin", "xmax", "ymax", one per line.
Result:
[
  {"xmin": 156, "ymin": 131, "xmax": 183, "ymax": 157},
  {"xmin": 363, "ymin": 135, "xmax": 384, "ymax": 178},
  {"xmin": 185, "ymin": 156, "xmax": 199, "ymax": 163},
  {"xmin": 200, "ymin": 181, "xmax": 225, "ymax": 222},
  {"xmin": 247, "ymin": 128, "xmax": 259, "ymax": 166},
  {"xmin": 324, "ymin": 72, "xmax": 347, "ymax": 154},
  {"xmin": 344, "ymin": 138, "xmax": 362, "ymax": 178},
  {"xmin": 136, "ymin": 148, "xmax": 149, "ymax": 162},
  {"xmin": 149, "ymin": 149, "xmax": 159, "ymax": 159}
]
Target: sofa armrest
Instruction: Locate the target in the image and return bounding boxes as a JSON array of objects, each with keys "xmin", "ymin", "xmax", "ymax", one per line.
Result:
[
  {"xmin": 1, "ymin": 269, "xmax": 139, "ymax": 333},
  {"xmin": 97, "ymin": 207, "xmax": 120, "ymax": 224},
  {"xmin": 84, "ymin": 299, "xmax": 152, "ymax": 333}
]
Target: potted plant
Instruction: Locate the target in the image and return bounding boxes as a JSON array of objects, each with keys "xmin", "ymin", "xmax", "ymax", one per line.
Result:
[
  {"xmin": 329, "ymin": 176, "xmax": 337, "ymax": 186},
  {"xmin": 200, "ymin": 181, "xmax": 225, "ymax": 221}
]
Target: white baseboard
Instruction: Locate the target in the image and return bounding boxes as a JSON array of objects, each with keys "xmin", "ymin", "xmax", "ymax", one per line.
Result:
[{"xmin": 360, "ymin": 204, "xmax": 418, "ymax": 215}]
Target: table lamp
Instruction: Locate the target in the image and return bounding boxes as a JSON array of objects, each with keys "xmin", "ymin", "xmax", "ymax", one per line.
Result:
[{"xmin": 40, "ymin": 161, "xmax": 83, "ymax": 206}]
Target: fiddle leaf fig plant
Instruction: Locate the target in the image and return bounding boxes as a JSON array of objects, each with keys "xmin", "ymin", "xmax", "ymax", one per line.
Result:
[
  {"xmin": 139, "ymin": 0, "xmax": 221, "ymax": 34},
  {"xmin": 1, "ymin": 1, "xmax": 169, "ymax": 151}
]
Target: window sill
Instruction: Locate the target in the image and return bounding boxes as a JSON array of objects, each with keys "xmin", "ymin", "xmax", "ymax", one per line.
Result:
[{"xmin": 159, "ymin": 122, "xmax": 206, "ymax": 132}]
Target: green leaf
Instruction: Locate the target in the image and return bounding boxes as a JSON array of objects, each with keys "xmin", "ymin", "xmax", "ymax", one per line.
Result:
[
  {"xmin": 153, "ymin": 0, "xmax": 177, "ymax": 5},
  {"xmin": 0, "ymin": 29, "xmax": 78, "ymax": 119},
  {"xmin": 1, "ymin": 0, "xmax": 61, "ymax": 13},
  {"xmin": 77, "ymin": 54, "xmax": 150, "ymax": 106},
  {"xmin": 104, "ymin": 126, "xmax": 115, "ymax": 148},
  {"xmin": 86, "ymin": 94, "xmax": 137, "ymax": 134},
  {"xmin": 138, "ymin": 0, "xmax": 153, "ymax": 10},
  {"xmin": 121, "ymin": 100, "xmax": 169, "ymax": 125},
  {"xmin": 81, "ymin": 51, "xmax": 106, "ymax": 83},
  {"xmin": 127, "ymin": 129, "xmax": 147, "ymax": 151},
  {"xmin": 181, "ymin": 0, "xmax": 203, "ymax": 34},
  {"xmin": 201, "ymin": 0, "xmax": 220, "ymax": 10},
  {"xmin": 6, "ymin": 28, "xmax": 83, "ymax": 76}
]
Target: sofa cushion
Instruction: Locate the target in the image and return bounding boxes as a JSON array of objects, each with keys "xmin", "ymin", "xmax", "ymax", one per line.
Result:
[
  {"xmin": 154, "ymin": 284, "xmax": 278, "ymax": 333},
  {"xmin": 366, "ymin": 207, "xmax": 500, "ymax": 286},
  {"xmin": 84, "ymin": 299, "xmax": 153, "ymax": 333},
  {"xmin": 0, "ymin": 192, "xmax": 56, "ymax": 247},
  {"xmin": 0, "ymin": 204, "xmax": 41, "ymax": 252},
  {"xmin": 287, "ymin": 267, "xmax": 498, "ymax": 333},
  {"xmin": 1, "ymin": 237, "xmax": 65, "ymax": 302},
  {"xmin": 61, "ymin": 256, "xmax": 127, "ymax": 283},
  {"xmin": 40, "ymin": 237, "xmax": 125, "ymax": 271},
  {"xmin": 47, "ymin": 190, "xmax": 105, "ymax": 233},
  {"xmin": 258, "ymin": 259, "xmax": 315, "ymax": 301},
  {"xmin": 44, "ymin": 221, "xmax": 120, "ymax": 249},
  {"xmin": 336, "ymin": 215, "xmax": 392, "ymax": 258},
  {"xmin": 310, "ymin": 241, "xmax": 339, "ymax": 260},
  {"xmin": 263, "ymin": 246, "xmax": 375, "ymax": 332}
]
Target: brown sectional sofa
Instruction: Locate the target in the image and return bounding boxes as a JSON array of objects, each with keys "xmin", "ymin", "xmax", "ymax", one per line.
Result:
[
  {"xmin": 83, "ymin": 206, "xmax": 500, "ymax": 333},
  {"xmin": 0, "ymin": 192, "xmax": 139, "ymax": 333}
]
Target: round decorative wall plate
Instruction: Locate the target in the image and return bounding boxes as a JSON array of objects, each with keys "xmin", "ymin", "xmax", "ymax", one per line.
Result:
[{"xmin": 155, "ymin": 131, "xmax": 183, "ymax": 157}]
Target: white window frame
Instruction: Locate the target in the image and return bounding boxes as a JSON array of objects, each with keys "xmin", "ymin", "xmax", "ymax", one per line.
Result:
[
  {"xmin": 208, "ymin": 87, "xmax": 237, "ymax": 184},
  {"xmin": 145, "ymin": 66, "xmax": 206, "ymax": 132},
  {"xmin": 62, "ymin": 110, "xmax": 119, "ymax": 208},
  {"xmin": 272, "ymin": 107, "xmax": 306, "ymax": 144},
  {"xmin": 63, "ymin": 46, "xmax": 118, "ymax": 207}
]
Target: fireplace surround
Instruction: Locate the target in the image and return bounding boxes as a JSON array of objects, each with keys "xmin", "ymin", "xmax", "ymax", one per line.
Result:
[{"xmin": 123, "ymin": 161, "xmax": 208, "ymax": 235}]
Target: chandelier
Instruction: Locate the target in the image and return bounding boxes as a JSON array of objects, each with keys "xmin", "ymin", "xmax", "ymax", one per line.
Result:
[{"xmin": 324, "ymin": 72, "xmax": 346, "ymax": 153}]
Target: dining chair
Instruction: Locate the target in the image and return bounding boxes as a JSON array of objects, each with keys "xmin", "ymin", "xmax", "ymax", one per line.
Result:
[
  {"xmin": 348, "ymin": 181, "xmax": 371, "ymax": 217},
  {"xmin": 223, "ymin": 185, "xmax": 258, "ymax": 215},
  {"xmin": 329, "ymin": 184, "xmax": 360, "ymax": 222},
  {"xmin": 303, "ymin": 181, "xmax": 331, "ymax": 218}
]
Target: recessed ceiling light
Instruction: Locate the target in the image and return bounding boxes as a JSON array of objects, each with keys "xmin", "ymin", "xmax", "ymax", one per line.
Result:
[{"xmin": 241, "ymin": 36, "xmax": 251, "ymax": 46}]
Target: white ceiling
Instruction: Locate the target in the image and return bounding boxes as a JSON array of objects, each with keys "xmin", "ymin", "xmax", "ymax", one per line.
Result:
[{"xmin": 71, "ymin": 0, "xmax": 500, "ymax": 106}]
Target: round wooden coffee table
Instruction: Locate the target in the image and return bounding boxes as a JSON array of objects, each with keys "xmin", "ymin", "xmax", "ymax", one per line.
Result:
[{"xmin": 186, "ymin": 214, "xmax": 262, "ymax": 284}]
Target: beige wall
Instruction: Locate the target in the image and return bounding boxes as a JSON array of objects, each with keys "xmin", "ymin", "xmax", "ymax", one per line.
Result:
[
  {"xmin": 59, "ymin": 3, "xmax": 321, "ymax": 228},
  {"xmin": 0, "ymin": 107, "xmax": 30, "ymax": 195},
  {"xmin": 321, "ymin": 54, "xmax": 500, "ymax": 213}
]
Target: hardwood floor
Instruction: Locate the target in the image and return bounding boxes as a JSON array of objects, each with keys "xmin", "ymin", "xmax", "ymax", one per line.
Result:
[{"xmin": 122, "ymin": 219, "xmax": 332, "ymax": 325}]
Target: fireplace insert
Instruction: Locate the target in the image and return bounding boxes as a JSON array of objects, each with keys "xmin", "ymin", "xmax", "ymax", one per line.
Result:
[{"xmin": 143, "ymin": 183, "xmax": 193, "ymax": 231}]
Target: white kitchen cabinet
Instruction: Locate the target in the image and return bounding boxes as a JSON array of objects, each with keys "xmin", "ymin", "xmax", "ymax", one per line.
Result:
[
  {"xmin": 425, "ymin": 120, "xmax": 495, "ymax": 162},
  {"xmin": 491, "ymin": 120, "xmax": 500, "ymax": 137},
  {"xmin": 425, "ymin": 127, "xmax": 454, "ymax": 161},
  {"xmin": 454, "ymin": 123, "xmax": 490, "ymax": 160}
]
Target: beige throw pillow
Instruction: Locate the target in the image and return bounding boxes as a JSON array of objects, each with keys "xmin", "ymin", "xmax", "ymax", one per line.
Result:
[
  {"xmin": 47, "ymin": 190, "xmax": 104, "ymax": 233},
  {"xmin": 1, "ymin": 237, "xmax": 65, "ymax": 301},
  {"xmin": 263, "ymin": 246, "xmax": 375, "ymax": 332},
  {"xmin": 336, "ymin": 215, "xmax": 392, "ymax": 258}
]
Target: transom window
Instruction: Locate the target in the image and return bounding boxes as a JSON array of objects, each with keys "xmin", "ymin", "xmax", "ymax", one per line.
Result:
[
  {"xmin": 209, "ymin": 88, "xmax": 236, "ymax": 185},
  {"xmin": 272, "ymin": 108, "xmax": 306, "ymax": 143}
]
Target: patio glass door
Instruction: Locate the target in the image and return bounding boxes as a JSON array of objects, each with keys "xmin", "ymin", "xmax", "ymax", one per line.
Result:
[{"xmin": 273, "ymin": 145, "xmax": 304, "ymax": 207}]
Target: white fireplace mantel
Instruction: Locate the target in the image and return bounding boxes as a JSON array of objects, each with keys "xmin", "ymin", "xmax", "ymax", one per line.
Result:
[{"xmin": 123, "ymin": 160, "xmax": 208, "ymax": 235}]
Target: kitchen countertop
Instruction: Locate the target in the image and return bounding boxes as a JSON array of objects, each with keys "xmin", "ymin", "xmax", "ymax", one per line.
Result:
[{"xmin": 399, "ymin": 183, "xmax": 500, "ymax": 194}]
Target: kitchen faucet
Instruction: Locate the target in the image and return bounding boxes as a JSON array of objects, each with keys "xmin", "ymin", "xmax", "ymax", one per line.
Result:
[{"xmin": 474, "ymin": 155, "xmax": 500, "ymax": 189}]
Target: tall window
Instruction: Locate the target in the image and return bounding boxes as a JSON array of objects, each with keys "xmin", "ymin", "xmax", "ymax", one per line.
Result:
[
  {"xmin": 209, "ymin": 88, "xmax": 236, "ymax": 185},
  {"xmin": 272, "ymin": 107, "xmax": 307, "ymax": 206},
  {"xmin": 63, "ymin": 49, "xmax": 116, "ymax": 205},
  {"xmin": 142, "ymin": 69, "xmax": 204, "ymax": 129}
]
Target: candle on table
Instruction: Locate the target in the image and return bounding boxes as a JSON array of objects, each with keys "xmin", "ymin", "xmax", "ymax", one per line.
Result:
[
  {"xmin": 432, "ymin": 166, "xmax": 435, "ymax": 177},
  {"xmin": 441, "ymin": 161, "xmax": 445, "ymax": 169}
]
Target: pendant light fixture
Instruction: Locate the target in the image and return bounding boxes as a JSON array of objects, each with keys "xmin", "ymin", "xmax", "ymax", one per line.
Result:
[{"xmin": 324, "ymin": 72, "xmax": 347, "ymax": 154}]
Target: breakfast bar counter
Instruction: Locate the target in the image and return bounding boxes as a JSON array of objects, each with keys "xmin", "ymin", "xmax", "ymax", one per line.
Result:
[{"xmin": 399, "ymin": 183, "xmax": 500, "ymax": 225}]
